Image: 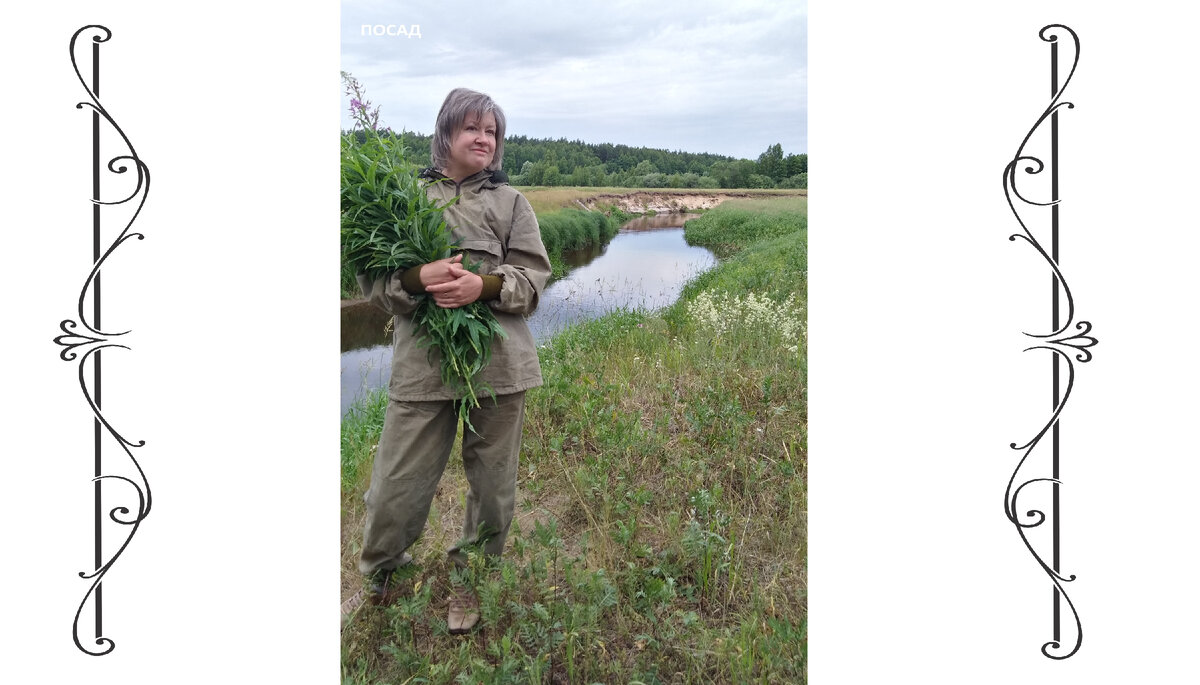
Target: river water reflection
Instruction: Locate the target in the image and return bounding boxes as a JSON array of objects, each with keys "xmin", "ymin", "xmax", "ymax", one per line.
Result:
[{"xmin": 340, "ymin": 213, "xmax": 714, "ymax": 415}]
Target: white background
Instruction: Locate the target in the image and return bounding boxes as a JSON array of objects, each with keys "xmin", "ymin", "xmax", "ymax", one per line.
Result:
[
  {"xmin": 811, "ymin": 1, "xmax": 1200, "ymax": 682},
  {"xmin": 1, "ymin": 2, "xmax": 340, "ymax": 682},
  {"xmin": 2, "ymin": 1, "xmax": 1198, "ymax": 683}
]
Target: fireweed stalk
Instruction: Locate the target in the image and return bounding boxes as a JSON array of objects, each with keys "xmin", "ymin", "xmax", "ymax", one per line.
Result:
[{"xmin": 340, "ymin": 73, "xmax": 506, "ymax": 430}]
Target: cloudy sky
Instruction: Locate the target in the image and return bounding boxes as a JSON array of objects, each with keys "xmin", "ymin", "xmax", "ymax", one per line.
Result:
[{"xmin": 340, "ymin": 0, "xmax": 806, "ymax": 161}]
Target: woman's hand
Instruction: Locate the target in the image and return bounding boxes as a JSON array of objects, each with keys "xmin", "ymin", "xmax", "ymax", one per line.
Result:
[
  {"xmin": 425, "ymin": 262, "xmax": 484, "ymax": 308},
  {"xmin": 419, "ymin": 254, "xmax": 465, "ymax": 287}
]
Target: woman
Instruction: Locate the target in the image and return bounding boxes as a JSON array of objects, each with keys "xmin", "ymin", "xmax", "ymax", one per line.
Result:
[{"xmin": 354, "ymin": 88, "xmax": 551, "ymax": 633}]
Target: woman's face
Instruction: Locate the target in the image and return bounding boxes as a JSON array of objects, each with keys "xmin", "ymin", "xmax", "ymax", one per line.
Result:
[{"xmin": 444, "ymin": 111, "xmax": 497, "ymax": 181}]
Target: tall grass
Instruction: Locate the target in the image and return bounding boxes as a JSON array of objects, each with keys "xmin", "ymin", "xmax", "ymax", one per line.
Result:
[
  {"xmin": 341, "ymin": 260, "xmax": 360, "ymax": 300},
  {"xmin": 536, "ymin": 208, "xmax": 629, "ymax": 279},
  {"xmin": 681, "ymin": 196, "xmax": 808, "ymax": 259},
  {"xmin": 342, "ymin": 195, "xmax": 807, "ymax": 683}
]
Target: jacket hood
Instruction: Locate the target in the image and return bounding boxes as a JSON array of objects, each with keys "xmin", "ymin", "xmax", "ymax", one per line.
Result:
[{"xmin": 420, "ymin": 167, "xmax": 509, "ymax": 190}]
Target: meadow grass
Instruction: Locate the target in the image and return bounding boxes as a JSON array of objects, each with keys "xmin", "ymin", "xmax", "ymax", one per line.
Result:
[
  {"xmin": 341, "ymin": 195, "xmax": 807, "ymax": 683},
  {"xmin": 518, "ymin": 186, "xmax": 641, "ymax": 215},
  {"xmin": 679, "ymin": 196, "xmax": 808, "ymax": 259},
  {"xmin": 519, "ymin": 186, "xmax": 806, "ymax": 216}
]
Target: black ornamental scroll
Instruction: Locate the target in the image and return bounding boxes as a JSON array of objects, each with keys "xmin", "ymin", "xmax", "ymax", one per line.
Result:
[
  {"xmin": 1002, "ymin": 23, "xmax": 1096, "ymax": 661},
  {"xmin": 53, "ymin": 25, "xmax": 152, "ymax": 657}
]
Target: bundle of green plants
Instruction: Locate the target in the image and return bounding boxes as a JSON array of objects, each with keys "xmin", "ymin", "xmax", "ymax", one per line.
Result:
[{"xmin": 340, "ymin": 73, "xmax": 505, "ymax": 428}]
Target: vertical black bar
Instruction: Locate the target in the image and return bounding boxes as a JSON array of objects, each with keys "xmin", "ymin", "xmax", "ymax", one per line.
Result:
[
  {"xmin": 91, "ymin": 37, "xmax": 103, "ymax": 641},
  {"xmin": 1049, "ymin": 38, "xmax": 1062, "ymax": 642}
]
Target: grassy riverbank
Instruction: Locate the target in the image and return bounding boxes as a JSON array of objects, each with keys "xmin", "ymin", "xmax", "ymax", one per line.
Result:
[
  {"xmin": 341, "ymin": 195, "xmax": 807, "ymax": 683},
  {"xmin": 536, "ymin": 207, "xmax": 630, "ymax": 279}
]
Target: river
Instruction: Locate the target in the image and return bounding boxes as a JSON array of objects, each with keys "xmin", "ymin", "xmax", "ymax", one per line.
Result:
[{"xmin": 340, "ymin": 213, "xmax": 715, "ymax": 416}]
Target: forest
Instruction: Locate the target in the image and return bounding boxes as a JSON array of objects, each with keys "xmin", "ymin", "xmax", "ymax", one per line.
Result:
[{"xmin": 347, "ymin": 130, "xmax": 807, "ymax": 190}]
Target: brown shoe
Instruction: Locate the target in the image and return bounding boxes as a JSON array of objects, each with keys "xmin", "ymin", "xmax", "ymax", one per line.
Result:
[
  {"xmin": 447, "ymin": 586, "xmax": 480, "ymax": 634},
  {"xmin": 341, "ymin": 553, "xmax": 414, "ymax": 629}
]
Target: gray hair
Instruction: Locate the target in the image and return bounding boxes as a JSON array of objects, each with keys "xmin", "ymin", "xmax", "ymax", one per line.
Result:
[{"xmin": 430, "ymin": 88, "xmax": 507, "ymax": 172}]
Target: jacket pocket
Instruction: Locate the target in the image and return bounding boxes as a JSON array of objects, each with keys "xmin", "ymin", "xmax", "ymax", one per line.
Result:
[{"xmin": 457, "ymin": 238, "xmax": 505, "ymax": 272}]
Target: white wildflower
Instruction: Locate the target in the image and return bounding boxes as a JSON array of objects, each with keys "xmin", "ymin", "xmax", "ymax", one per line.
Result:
[{"xmin": 685, "ymin": 289, "xmax": 805, "ymax": 346}]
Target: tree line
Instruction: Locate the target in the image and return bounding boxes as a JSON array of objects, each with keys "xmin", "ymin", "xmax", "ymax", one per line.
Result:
[{"xmin": 350, "ymin": 130, "xmax": 807, "ymax": 190}]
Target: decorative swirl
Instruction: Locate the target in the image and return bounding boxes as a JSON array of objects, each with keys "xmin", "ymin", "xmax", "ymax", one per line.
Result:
[
  {"xmin": 75, "ymin": 344, "xmax": 150, "ymax": 453},
  {"xmin": 76, "ymin": 475, "xmax": 149, "ymax": 577},
  {"xmin": 71, "ymin": 27, "xmax": 131, "ymax": 170},
  {"xmin": 1006, "ymin": 346, "xmax": 1077, "ymax": 453},
  {"xmin": 1008, "ymin": 476, "xmax": 1083, "ymax": 660},
  {"xmin": 61, "ymin": 24, "xmax": 152, "ymax": 657},
  {"xmin": 54, "ymin": 319, "xmax": 107, "ymax": 361},
  {"xmin": 1005, "ymin": 231, "xmax": 1082, "ymax": 340},
  {"xmin": 72, "ymin": 473, "xmax": 148, "ymax": 656},
  {"xmin": 74, "ymin": 224, "xmax": 148, "ymax": 339},
  {"xmin": 68, "ymin": 27, "xmax": 149, "ymax": 339},
  {"xmin": 1018, "ymin": 24, "xmax": 1081, "ymax": 175},
  {"xmin": 1004, "ymin": 348, "xmax": 1086, "ymax": 658},
  {"xmin": 69, "ymin": 25, "xmax": 111, "ymax": 55},
  {"xmin": 1010, "ymin": 479, "xmax": 1078, "ymax": 585},
  {"xmin": 66, "ymin": 345, "xmax": 152, "ymax": 659},
  {"xmin": 1030, "ymin": 320, "xmax": 1098, "ymax": 362},
  {"xmin": 1003, "ymin": 24, "xmax": 1088, "ymax": 661},
  {"xmin": 1004, "ymin": 25, "xmax": 1081, "ymax": 340}
]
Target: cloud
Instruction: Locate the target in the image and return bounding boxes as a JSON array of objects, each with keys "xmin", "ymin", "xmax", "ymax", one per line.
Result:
[{"xmin": 341, "ymin": 0, "xmax": 807, "ymax": 159}]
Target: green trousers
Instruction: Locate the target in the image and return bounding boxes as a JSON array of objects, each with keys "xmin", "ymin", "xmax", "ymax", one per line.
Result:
[{"xmin": 358, "ymin": 391, "xmax": 526, "ymax": 574}]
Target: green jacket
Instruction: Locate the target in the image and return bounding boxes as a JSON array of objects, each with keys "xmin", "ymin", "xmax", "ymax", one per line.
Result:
[{"xmin": 359, "ymin": 168, "xmax": 552, "ymax": 401}]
